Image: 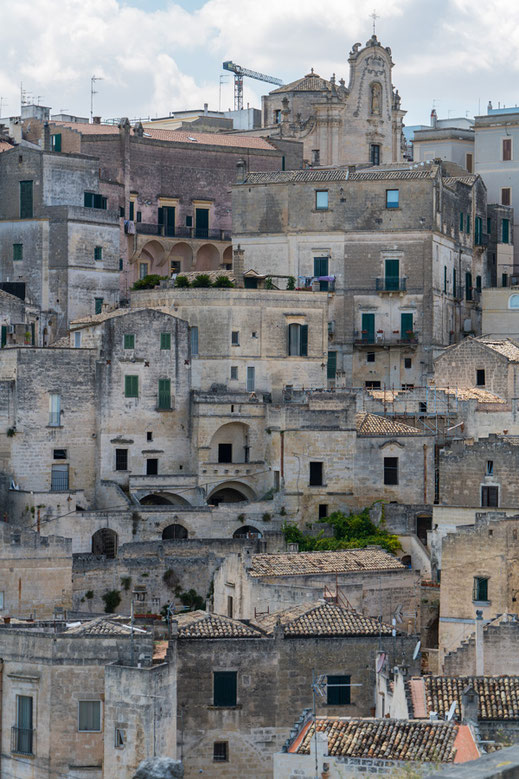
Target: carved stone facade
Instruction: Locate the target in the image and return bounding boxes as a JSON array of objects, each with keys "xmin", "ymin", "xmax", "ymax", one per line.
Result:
[{"xmin": 261, "ymin": 36, "xmax": 405, "ymax": 167}]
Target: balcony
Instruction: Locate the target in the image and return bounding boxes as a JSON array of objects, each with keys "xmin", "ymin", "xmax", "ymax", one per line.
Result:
[
  {"xmin": 354, "ymin": 331, "xmax": 419, "ymax": 347},
  {"xmin": 134, "ymin": 223, "xmax": 231, "ymax": 241},
  {"xmin": 11, "ymin": 726, "xmax": 35, "ymax": 755},
  {"xmin": 375, "ymin": 277, "xmax": 407, "ymax": 292}
]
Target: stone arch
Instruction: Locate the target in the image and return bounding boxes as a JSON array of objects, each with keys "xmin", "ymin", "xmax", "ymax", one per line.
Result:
[
  {"xmin": 509, "ymin": 294, "xmax": 519, "ymax": 309},
  {"xmin": 139, "ymin": 239, "xmax": 167, "ymax": 271},
  {"xmin": 92, "ymin": 528, "xmax": 118, "ymax": 558},
  {"xmin": 209, "ymin": 422, "xmax": 250, "ymax": 464},
  {"xmin": 169, "ymin": 242, "xmax": 193, "ymax": 274},
  {"xmin": 140, "ymin": 492, "xmax": 190, "ymax": 507},
  {"xmin": 223, "ymin": 245, "xmax": 233, "ymax": 264},
  {"xmin": 162, "ymin": 523, "xmax": 188, "ymax": 540},
  {"xmin": 195, "ymin": 243, "xmax": 220, "ymax": 271},
  {"xmin": 207, "ymin": 481, "xmax": 256, "ymax": 506},
  {"xmin": 233, "ymin": 525, "xmax": 262, "ymax": 539}
]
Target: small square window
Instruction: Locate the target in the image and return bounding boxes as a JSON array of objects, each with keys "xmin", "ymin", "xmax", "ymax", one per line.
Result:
[
  {"xmin": 160, "ymin": 332, "xmax": 171, "ymax": 350},
  {"xmin": 315, "ymin": 190, "xmax": 329, "ymax": 210},
  {"xmin": 94, "ymin": 246, "xmax": 102, "ymax": 261},
  {"xmin": 309, "ymin": 461, "xmax": 323, "ymax": 486},
  {"xmin": 230, "ymin": 366, "xmax": 238, "ymax": 380},
  {"xmin": 367, "ymin": 352, "xmax": 375, "ymax": 363},
  {"xmin": 124, "ymin": 333, "xmax": 135, "ymax": 350},
  {"xmin": 476, "ymin": 369, "xmax": 485, "ymax": 386},
  {"xmin": 386, "ymin": 189, "xmax": 399, "ymax": 209},
  {"xmin": 473, "ymin": 576, "xmax": 489, "ymax": 602},
  {"xmin": 53, "ymin": 448, "xmax": 67, "ymax": 460},
  {"xmin": 404, "ymin": 358, "xmax": 412, "ymax": 369},
  {"xmin": 13, "ymin": 243, "xmax": 23, "ymax": 261},
  {"xmin": 213, "ymin": 742, "xmax": 228, "ymax": 762},
  {"xmin": 486, "ymin": 460, "xmax": 494, "ymax": 475},
  {"xmin": 78, "ymin": 700, "xmax": 101, "ymax": 732},
  {"xmin": 147, "ymin": 431, "xmax": 153, "ymax": 441},
  {"xmin": 365, "ymin": 380, "xmax": 381, "ymax": 389},
  {"xmin": 252, "ymin": 331, "xmax": 257, "ymax": 338},
  {"xmin": 231, "ymin": 331, "xmax": 239, "ymax": 345},
  {"xmin": 115, "ymin": 728, "xmax": 125, "ymax": 748}
]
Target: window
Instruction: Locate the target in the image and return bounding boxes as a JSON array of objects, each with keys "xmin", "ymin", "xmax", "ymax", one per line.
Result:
[
  {"xmin": 125, "ymin": 375, "xmax": 139, "ymax": 398},
  {"xmin": 119, "ymin": 257, "xmax": 123, "ymax": 271},
  {"xmin": 78, "ymin": 701, "xmax": 101, "ymax": 732},
  {"xmin": 459, "ymin": 212, "xmax": 464, "ymax": 232},
  {"xmin": 384, "ymin": 457, "xmax": 398, "ymax": 485},
  {"xmin": 139, "ymin": 262, "xmax": 148, "ymax": 279},
  {"xmin": 13, "ymin": 243, "xmax": 23, "ymax": 261},
  {"xmin": 94, "ymin": 246, "xmax": 102, "ymax": 261},
  {"xmin": 501, "ymin": 187, "xmax": 511, "ymax": 206},
  {"xmin": 466, "ymin": 152, "xmax": 473, "ymax": 173},
  {"xmin": 274, "ymin": 109, "xmax": 281, "ymax": 124},
  {"xmin": 486, "ymin": 460, "xmax": 494, "ymax": 475},
  {"xmin": 386, "ymin": 189, "xmax": 399, "ymax": 209},
  {"xmin": 158, "ymin": 378, "xmax": 171, "ymax": 410},
  {"xmin": 309, "ymin": 461, "xmax": 323, "ymax": 486},
  {"xmin": 288, "ymin": 323, "xmax": 308, "ymax": 356},
  {"xmin": 313, "ymin": 257, "xmax": 329, "ymax": 290},
  {"xmin": 84, "ymin": 192, "xmax": 107, "ymax": 210},
  {"xmin": 115, "ymin": 449, "xmax": 128, "ymax": 471},
  {"xmin": 124, "ymin": 333, "xmax": 135, "ymax": 350},
  {"xmin": 95, "ymin": 297, "xmax": 103, "ymax": 315},
  {"xmin": 327, "ymin": 351, "xmax": 337, "ymax": 380},
  {"xmin": 401, "ymin": 313, "xmax": 413, "ymax": 341},
  {"xmin": 53, "ymin": 448, "xmax": 67, "ymax": 460},
  {"xmin": 14, "ymin": 695, "xmax": 33, "ymax": 754},
  {"xmin": 481, "ymin": 486, "xmax": 498, "ymax": 507},
  {"xmin": 218, "ymin": 443, "xmax": 232, "ymax": 463},
  {"xmin": 214, "ymin": 742, "xmax": 229, "ymax": 762},
  {"xmin": 0, "ymin": 591, "xmax": 3, "ymax": 609},
  {"xmin": 361, "ymin": 312, "xmax": 375, "ymax": 343},
  {"xmin": 476, "ymin": 275, "xmax": 482, "ymax": 293},
  {"xmin": 115, "ymin": 728, "xmax": 125, "ymax": 748},
  {"xmin": 476, "ymin": 369, "xmax": 485, "ymax": 386},
  {"xmin": 503, "ymin": 273, "xmax": 509, "ymax": 288},
  {"xmin": 466, "ymin": 213, "xmax": 471, "ymax": 234},
  {"xmin": 230, "ymin": 366, "xmax": 238, "ymax": 380},
  {"xmin": 244, "ymin": 277, "xmax": 258, "ymax": 289},
  {"xmin": 190, "ymin": 326, "xmax": 199, "ymax": 356},
  {"xmin": 385, "ymin": 259, "xmax": 400, "ymax": 291},
  {"xmin": 129, "ymin": 200, "xmax": 135, "ymax": 221},
  {"xmin": 195, "ymin": 208, "xmax": 209, "ymax": 238},
  {"xmin": 365, "ymin": 380, "xmax": 381, "ymax": 389},
  {"xmin": 136, "ymin": 211, "xmax": 142, "ymax": 222},
  {"xmin": 370, "ymin": 144, "xmax": 380, "ymax": 165},
  {"xmin": 327, "ymin": 675, "xmax": 351, "ymax": 705},
  {"xmin": 20, "ymin": 180, "xmax": 33, "ymax": 219},
  {"xmin": 473, "ymin": 576, "xmax": 489, "ymax": 602},
  {"xmin": 315, "ymin": 190, "xmax": 329, "ymax": 210},
  {"xmin": 213, "ymin": 671, "xmax": 237, "ymax": 707},
  {"xmin": 246, "ymin": 366, "xmax": 255, "ymax": 392},
  {"xmin": 51, "ymin": 464, "xmax": 69, "ymax": 491},
  {"xmin": 401, "ymin": 383, "xmax": 414, "ymax": 390},
  {"xmin": 453, "ymin": 267, "xmax": 457, "ymax": 297},
  {"xmin": 185, "ymin": 215, "xmax": 193, "ymax": 227},
  {"xmin": 160, "ymin": 332, "xmax": 171, "ymax": 350},
  {"xmin": 49, "ymin": 394, "xmax": 61, "ymax": 426},
  {"xmin": 146, "ymin": 458, "xmax": 158, "ymax": 476},
  {"xmin": 404, "ymin": 357, "xmax": 412, "ymax": 369},
  {"xmin": 475, "ymin": 216, "xmax": 483, "ymax": 245},
  {"xmin": 318, "ymin": 504, "xmax": 328, "ymax": 519},
  {"xmin": 74, "ymin": 331, "xmax": 81, "ymax": 348},
  {"xmin": 487, "ymin": 217, "xmax": 492, "ymax": 234},
  {"xmin": 367, "ymin": 352, "xmax": 375, "ymax": 363},
  {"xmin": 51, "ymin": 133, "xmax": 62, "ymax": 152},
  {"xmin": 231, "ymin": 330, "xmax": 239, "ymax": 346},
  {"xmin": 419, "ymin": 401, "xmax": 427, "ymax": 413},
  {"xmin": 503, "ymin": 137, "xmax": 512, "ymax": 161},
  {"xmin": 465, "ymin": 271, "xmax": 473, "ymax": 301},
  {"xmin": 443, "ymin": 265, "xmax": 447, "ymax": 293},
  {"xmin": 502, "ymin": 218, "xmax": 510, "ymax": 244},
  {"xmin": 147, "ymin": 431, "xmax": 153, "ymax": 441}
]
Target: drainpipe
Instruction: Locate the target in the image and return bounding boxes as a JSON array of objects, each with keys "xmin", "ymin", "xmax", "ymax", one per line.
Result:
[
  {"xmin": 0, "ymin": 659, "xmax": 3, "ymax": 776},
  {"xmin": 475, "ymin": 610, "xmax": 484, "ymax": 675},
  {"xmin": 280, "ymin": 431, "xmax": 284, "ymax": 479},
  {"xmin": 423, "ymin": 444, "xmax": 427, "ymax": 503}
]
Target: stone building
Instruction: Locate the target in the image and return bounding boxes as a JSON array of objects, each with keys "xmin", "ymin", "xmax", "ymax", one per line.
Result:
[
  {"xmin": 0, "ymin": 616, "xmax": 175, "ymax": 779},
  {"xmin": 0, "ymin": 144, "xmax": 120, "ymax": 339},
  {"xmin": 232, "ymin": 160, "xmax": 489, "ymax": 387},
  {"xmin": 444, "ymin": 613, "xmax": 519, "ymax": 676},
  {"xmin": 260, "ymin": 35, "xmax": 406, "ymax": 167},
  {"xmin": 172, "ymin": 602, "xmax": 418, "ymax": 778},
  {"xmin": 482, "ymin": 287, "xmax": 519, "ymax": 337},
  {"xmin": 213, "ymin": 548, "xmax": 419, "ymax": 627},
  {"xmin": 0, "ymin": 287, "xmax": 41, "ymax": 347}
]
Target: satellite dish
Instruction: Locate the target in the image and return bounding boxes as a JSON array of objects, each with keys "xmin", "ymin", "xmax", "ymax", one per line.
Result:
[
  {"xmin": 446, "ymin": 701, "xmax": 457, "ymax": 721},
  {"xmin": 412, "ymin": 640, "xmax": 421, "ymax": 660}
]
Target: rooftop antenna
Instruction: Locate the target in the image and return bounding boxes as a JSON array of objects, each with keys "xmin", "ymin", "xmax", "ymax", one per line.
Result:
[
  {"xmin": 90, "ymin": 75, "xmax": 104, "ymax": 123},
  {"xmin": 370, "ymin": 9, "xmax": 379, "ymax": 35},
  {"xmin": 0, "ymin": 97, "xmax": 7, "ymax": 117}
]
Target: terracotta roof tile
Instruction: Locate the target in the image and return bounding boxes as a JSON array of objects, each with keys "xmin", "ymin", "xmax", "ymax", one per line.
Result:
[
  {"xmin": 415, "ymin": 676, "xmax": 519, "ymax": 721},
  {"xmin": 64, "ymin": 616, "xmax": 147, "ymax": 636},
  {"xmin": 244, "ymin": 164, "xmax": 439, "ymax": 186},
  {"xmin": 355, "ymin": 412, "xmax": 423, "ymax": 435},
  {"xmin": 175, "ymin": 610, "xmax": 263, "ymax": 639},
  {"xmin": 479, "ymin": 337, "xmax": 519, "ymax": 362},
  {"xmin": 0, "ymin": 140, "xmax": 14, "ymax": 153},
  {"xmin": 249, "ymin": 549, "xmax": 404, "ymax": 578},
  {"xmin": 254, "ymin": 602, "xmax": 394, "ymax": 637},
  {"xmin": 269, "ymin": 72, "xmax": 331, "ymax": 94},
  {"xmin": 294, "ymin": 717, "xmax": 461, "ymax": 762}
]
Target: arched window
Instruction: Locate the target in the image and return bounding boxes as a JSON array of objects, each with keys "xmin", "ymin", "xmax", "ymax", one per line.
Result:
[
  {"xmin": 162, "ymin": 524, "xmax": 188, "ymax": 540},
  {"xmin": 509, "ymin": 294, "xmax": 519, "ymax": 309},
  {"xmin": 370, "ymin": 82, "xmax": 382, "ymax": 115},
  {"xmin": 92, "ymin": 528, "xmax": 118, "ymax": 558}
]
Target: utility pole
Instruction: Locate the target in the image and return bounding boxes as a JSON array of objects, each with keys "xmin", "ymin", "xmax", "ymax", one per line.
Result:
[{"xmin": 90, "ymin": 75, "xmax": 103, "ymax": 122}]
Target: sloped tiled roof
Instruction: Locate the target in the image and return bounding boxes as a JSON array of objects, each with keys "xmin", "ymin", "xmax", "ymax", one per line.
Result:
[
  {"xmin": 269, "ymin": 71, "xmax": 331, "ymax": 94},
  {"xmin": 443, "ymin": 175, "xmax": 478, "ymax": 186},
  {"xmin": 414, "ymin": 676, "xmax": 519, "ymax": 721},
  {"xmin": 175, "ymin": 610, "xmax": 263, "ymax": 639},
  {"xmin": 293, "ymin": 717, "xmax": 462, "ymax": 762},
  {"xmin": 243, "ymin": 164, "xmax": 439, "ymax": 186},
  {"xmin": 438, "ymin": 386, "xmax": 506, "ymax": 403},
  {"xmin": 249, "ymin": 549, "xmax": 404, "ymax": 578},
  {"xmin": 355, "ymin": 412, "xmax": 423, "ymax": 436},
  {"xmin": 0, "ymin": 140, "xmax": 14, "ymax": 153},
  {"xmin": 70, "ymin": 306, "xmax": 170, "ymax": 329},
  {"xmin": 64, "ymin": 616, "xmax": 143, "ymax": 636},
  {"xmin": 254, "ymin": 602, "xmax": 394, "ymax": 637},
  {"xmin": 479, "ymin": 337, "xmax": 519, "ymax": 362}
]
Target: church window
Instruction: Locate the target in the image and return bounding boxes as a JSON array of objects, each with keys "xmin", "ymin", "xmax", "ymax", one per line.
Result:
[
  {"xmin": 370, "ymin": 82, "xmax": 382, "ymax": 116},
  {"xmin": 370, "ymin": 144, "xmax": 380, "ymax": 165}
]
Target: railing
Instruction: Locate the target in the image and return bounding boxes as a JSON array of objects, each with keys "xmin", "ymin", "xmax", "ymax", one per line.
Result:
[
  {"xmin": 11, "ymin": 726, "xmax": 35, "ymax": 755},
  {"xmin": 475, "ymin": 233, "xmax": 490, "ymax": 247},
  {"xmin": 135, "ymin": 224, "xmax": 231, "ymax": 241},
  {"xmin": 375, "ymin": 277, "xmax": 407, "ymax": 292},
  {"xmin": 354, "ymin": 331, "xmax": 419, "ymax": 346}
]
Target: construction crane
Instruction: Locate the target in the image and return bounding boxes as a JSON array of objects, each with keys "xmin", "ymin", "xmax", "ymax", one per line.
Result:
[{"xmin": 222, "ymin": 61, "xmax": 283, "ymax": 111}]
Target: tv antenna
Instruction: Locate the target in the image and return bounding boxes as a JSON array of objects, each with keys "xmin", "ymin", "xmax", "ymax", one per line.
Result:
[{"xmin": 90, "ymin": 75, "xmax": 104, "ymax": 122}]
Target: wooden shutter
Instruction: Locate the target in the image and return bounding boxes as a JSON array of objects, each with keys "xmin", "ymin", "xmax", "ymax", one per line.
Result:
[
  {"xmin": 327, "ymin": 351, "xmax": 337, "ymax": 379},
  {"xmin": 362, "ymin": 313, "xmax": 375, "ymax": 342},
  {"xmin": 19, "ymin": 181, "xmax": 33, "ymax": 219},
  {"xmin": 125, "ymin": 375, "xmax": 138, "ymax": 398},
  {"xmin": 385, "ymin": 259, "xmax": 399, "ymax": 290},
  {"xmin": 158, "ymin": 378, "xmax": 171, "ymax": 409},
  {"xmin": 160, "ymin": 332, "xmax": 171, "ymax": 350},
  {"xmin": 300, "ymin": 324, "xmax": 308, "ymax": 356},
  {"xmin": 401, "ymin": 313, "xmax": 413, "ymax": 339},
  {"xmin": 214, "ymin": 672, "xmax": 237, "ymax": 707},
  {"xmin": 503, "ymin": 138, "xmax": 512, "ymax": 161}
]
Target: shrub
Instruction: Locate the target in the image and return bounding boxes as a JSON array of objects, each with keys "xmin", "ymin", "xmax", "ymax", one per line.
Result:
[
  {"xmin": 262, "ymin": 512, "xmax": 272, "ymax": 522},
  {"xmin": 213, "ymin": 275, "xmax": 234, "ymax": 288},
  {"xmin": 279, "ymin": 506, "xmax": 287, "ymax": 516},
  {"xmin": 265, "ymin": 276, "xmax": 274, "ymax": 289},
  {"xmin": 178, "ymin": 588, "xmax": 205, "ymax": 611},
  {"xmin": 286, "ymin": 276, "xmax": 296, "ymax": 290},
  {"xmin": 102, "ymin": 589, "xmax": 121, "ymax": 613},
  {"xmin": 85, "ymin": 590, "xmax": 94, "ymax": 600},
  {"xmin": 163, "ymin": 568, "xmax": 179, "ymax": 590},
  {"xmin": 175, "ymin": 275, "xmax": 190, "ymax": 288},
  {"xmin": 120, "ymin": 576, "xmax": 131, "ymax": 591},
  {"xmin": 132, "ymin": 274, "xmax": 167, "ymax": 290},
  {"xmin": 191, "ymin": 274, "xmax": 212, "ymax": 288}
]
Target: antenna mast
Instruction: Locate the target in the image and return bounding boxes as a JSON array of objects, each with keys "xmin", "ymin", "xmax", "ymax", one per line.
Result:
[{"xmin": 90, "ymin": 75, "xmax": 103, "ymax": 123}]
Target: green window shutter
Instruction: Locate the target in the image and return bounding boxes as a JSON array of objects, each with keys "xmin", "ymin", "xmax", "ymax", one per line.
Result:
[
  {"xmin": 385, "ymin": 259, "xmax": 399, "ymax": 290},
  {"xmin": 401, "ymin": 313, "xmax": 413, "ymax": 340},
  {"xmin": 453, "ymin": 268, "xmax": 457, "ymax": 296},
  {"xmin": 300, "ymin": 324, "xmax": 308, "ymax": 356},
  {"xmin": 52, "ymin": 133, "xmax": 62, "ymax": 152},
  {"xmin": 129, "ymin": 201, "xmax": 134, "ymax": 221},
  {"xmin": 160, "ymin": 332, "xmax": 171, "ymax": 350},
  {"xmin": 124, "ymin": 334, "xmax": 135, "ymax": 349},
  {"xmin": 95, "ymin": 297, "xmax": 103, "ymax": 314},
  {"xmin": 213, "ymin": 672, "xmax": 237, "ymax": 707},
  {"xmin": 361, "ymin": 313, "xmax": 375, "ymax": 342},
  {"xmin": 158, "ymin": 378, "xmax": 171, "ymax": 409},
  {"xmin": 466, "ymin": 213, "xmax": 471, "ymax": 234},
  {"xmin": 459, "ymin": 212, "xmax": 464, "ymax": 231},
  {"xmin": 465, "ymin": 272, "xmax": 473, "ymax": 300},
  {"xmin": 125, "ymin": 375, "xmax": 139, "ymax": 398},
  {"xmin": 94, "ymin": 246, "xmax": 102, "ymax": 261},
  {"xmin": 313, "ymin": 257, "xmax": 328, "ymax": 277},
  {"xmin": 476, "ymin": 275, "xmax": 482, "ymax": 293},
  {"xmin": 158, "ymin": 207, "xmax": 164, "ymax": 226},
  {"xmin": 20, "ymin": 181, "xmax": 33, "ymax": 219},
  {"xmin": 13, "ymin": 243, "xmax": 23, "ymax": 261},
  {"xmin": 84, "ymin": 192, "xmax": 93, "ymax": 208},
  {"xmin": 327, "ymin": 351, "xmax": 337, "ymax": 379},
  {"xmin": 1, "ymin": 325, "xmax": 6, "ymax": 348},
  {"xmin": 475, "ymin": 216, "xmax": 482, "ymax": 245},
  {"xmin": 443, "ymin": 265, "xmax": 447, "ymax": 293}
]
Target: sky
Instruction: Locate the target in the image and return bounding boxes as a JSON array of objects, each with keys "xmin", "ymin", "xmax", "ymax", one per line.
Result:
[{"xmin": 0, "ymin": 0, "xmax": 518, "ymax": 127}]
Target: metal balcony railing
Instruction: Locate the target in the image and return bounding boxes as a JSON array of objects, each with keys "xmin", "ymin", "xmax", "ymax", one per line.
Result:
[
  {"xmin": 134, "ymin": 224, "xmax": 231, "ymax": 241},
  {"xmin": 51, "ymin": 472, "xmax": 69, "ymax": 491},
  {"xmin": 354, "ymin": 331, "xmax": 419, "ymax": 346},
  {"xmin": 375, "ymin": 277, "xmax": 407, "ymax": 292},
  {"xmin": 11, "ymin": 726, "xmax": 35, "ymax": 755}
]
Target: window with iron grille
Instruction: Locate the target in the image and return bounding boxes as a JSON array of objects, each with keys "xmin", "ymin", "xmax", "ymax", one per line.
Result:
[
  {"xmin": 51, "ymin": 464, "xmax": 69, "ymax": 491},
  {"xmin": 213, "ymin": 742, "xmax": 228, "ymax": 762},
  {"xmin": 115, "ymin": 449, "xmax": 128, "ymax": 471}
]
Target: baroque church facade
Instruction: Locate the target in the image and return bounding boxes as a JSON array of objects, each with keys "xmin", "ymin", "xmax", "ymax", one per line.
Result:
[{"xmin": 261, "ymin": 35, "xmax": 406, "ymax": 167}]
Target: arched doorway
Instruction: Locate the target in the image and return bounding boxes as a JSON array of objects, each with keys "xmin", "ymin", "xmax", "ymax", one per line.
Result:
[
  {"xmin": 233, "ymin": 525, "xmax": 262, "ymax": 539},
  {"xmin": 92, "ymin": 528, "xmax": 118, "ymax": 558},
  {"xmin": 195, "ymin": 244, "xmax": 220, "ymax": 271},
  {"xmin": 137, "ymin": 239, "xmax": 167, "ymax": 276},
  {"xmin": 207, "ymin": 481, "xmax": 255, "ymax": 506},
  {"xmin": 169, "ymin": 242, "xmax": 193, "ymax": 274},
  {"xmin": 222, "ymin": 245, "xmax": 232, "ymax": 268},
  {"xmin": 162, "ymin": 524, "xmax": 188, "ymax": 540}
]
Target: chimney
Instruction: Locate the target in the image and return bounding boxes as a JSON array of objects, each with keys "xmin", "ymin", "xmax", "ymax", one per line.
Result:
[
  {"xmin": 430, "ymin": 108, "xmax": 437, "ymax": 128},
  {"xmin": 461, "ymin": 683, "xmax": 479, "ymax": 724},
  {"xmin": 232, "ymin": 244, "xmax": 245, "ymax": 284},
  {"xmin": 203, "ymin": 103, "xmax": 208, "ymax": 115},
  {"xmin": 43, "ymin": 122, "xmax": 51, "ymax": 151},
  {"xmin": 236, "ymin": 158, "xmax": 247, "ymax": 184},
  {"xmin": 93, "ymin": 116, "xmax": 101, "ymax": 125},
  {"xmin": 475, "ymin": 609, "xmax": 484, "ymax": 675}
]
